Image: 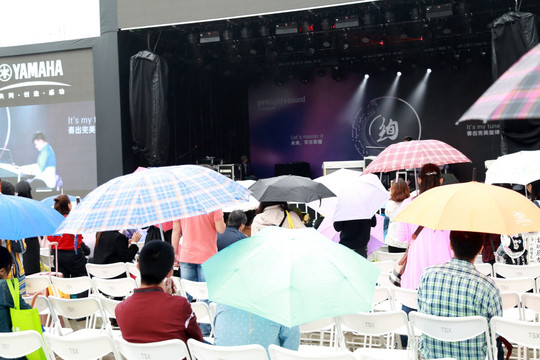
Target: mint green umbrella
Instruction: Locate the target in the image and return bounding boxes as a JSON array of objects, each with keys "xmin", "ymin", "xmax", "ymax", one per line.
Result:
[{"xmin": 202, "ymin": 227, "xmax": 380, "ymax": 327}]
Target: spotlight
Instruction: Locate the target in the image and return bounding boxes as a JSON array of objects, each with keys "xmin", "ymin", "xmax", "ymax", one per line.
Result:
[
  {"xmin": 222, "ymin": 29, "xmax": 233, "ymax": 42},
  {"xmin": 332, "ymin": 66, "xmax": 343, "ymax": 81},
  {"xmin": 397, "ymin": 71, "xmax": 402, "ymax": 77},
  {"xmin": 427, "ymin": 68, "xmax": 432, "ymax": 73},
  {"xmin": 364, "ymin": 74, "xmax": 370, "ymax": 79},
  {"xmin": 343, "ymin": 43, "xmax": 349, "ymax": 50}
]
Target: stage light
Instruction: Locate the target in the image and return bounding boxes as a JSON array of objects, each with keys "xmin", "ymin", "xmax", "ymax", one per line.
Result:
[
  {"xmin": 427, "ymin": 68, "xmax": 432, "ymax": 73},
  {"xmin": 275, "ymin": 23, "xmax": 298, "ymax": 35},
  {"xmin": 364, "ymin": 74, "xmax": 370, "ymax": 79},
  {"xmin": 397, "ymin": 71, "xmax": 402, "ymax": 76}
]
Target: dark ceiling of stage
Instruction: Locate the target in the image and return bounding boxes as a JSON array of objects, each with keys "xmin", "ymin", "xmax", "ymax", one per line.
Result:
[{"xmin": 120, "ymin": 0, "xmax": 539, "ymax": 83}]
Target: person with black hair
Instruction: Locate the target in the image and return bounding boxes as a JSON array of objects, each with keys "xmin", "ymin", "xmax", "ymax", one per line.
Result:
[
  {"xmin": 48, "ymin": 195, "xmax": 88, "ymax": 284},
  {"xmin": 115, "ymin": 240, "xmax": 203, "ymax": 344},
  {"xmin": 417, "ymin": 231, "xmax": 503, "ymax": 360},
  {"xmin": 251, "ymin": 202, "xmax": 305, "ymax": 235},
  {"xmin": 0, "ymin": 180, "xmax": 15, "ymax": 195},
  {"xmin": 91, "ymin": 230, "xmax": 141, "ymax": 265},
  {"xmin": 0, "ymin": 246, "xmax": 31, "ymax": 335},
  {"xmin": 217, "ymin": 210, "xmax": 248, "ymax": 251},
  {"xmin": 19, "ymin": 132, "xmax": 57, "ymax": 188}
]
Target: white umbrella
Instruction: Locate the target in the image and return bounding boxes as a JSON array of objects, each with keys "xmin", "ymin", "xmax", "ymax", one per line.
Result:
[
  {"xmin": 485, "ymin": 150, "xmax": 540, "ymax": 185},
  {"xmin": 307, "ymin": 169, "xmax": 389, "ymax": 221},
  {"xmin": 222, "ymin": 180, "xmax": 260, "ymax": 212}
]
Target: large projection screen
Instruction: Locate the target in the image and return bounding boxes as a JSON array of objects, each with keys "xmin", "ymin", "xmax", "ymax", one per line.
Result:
[{"xmin": 0, "ymin": 49, "xmax": 97, "ymax": 197}]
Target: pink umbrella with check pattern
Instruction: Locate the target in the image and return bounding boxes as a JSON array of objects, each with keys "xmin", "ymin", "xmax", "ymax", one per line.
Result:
[
  {"xmin": 362, "ymin": 139, "xmax": 471, "ymax": 174},
  {"xmin": 457, "ymin": 44, "xmax": 540, "ymax": 123}
]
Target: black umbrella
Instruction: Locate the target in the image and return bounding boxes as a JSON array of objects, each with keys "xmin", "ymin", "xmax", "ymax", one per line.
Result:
[{"xmin": 248, "ymin": 175, "xmax": 336, "ymax": 203}]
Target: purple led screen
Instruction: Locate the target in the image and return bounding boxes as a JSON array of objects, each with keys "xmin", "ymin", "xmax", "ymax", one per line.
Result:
[{"xmin": 249, "ymin": 61, "xmax": 501, "ymax": 181}]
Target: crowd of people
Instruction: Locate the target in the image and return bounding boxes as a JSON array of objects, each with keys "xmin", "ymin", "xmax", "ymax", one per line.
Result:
[{"xmin": 0, "ymin": 161, "xmax": 539, "ymax": 360}]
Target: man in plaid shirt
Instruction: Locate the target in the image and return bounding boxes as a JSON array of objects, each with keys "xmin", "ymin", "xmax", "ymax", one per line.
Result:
[{"xmin": 417, "ymin": 231, "xmax": 502, "ymax": 360}]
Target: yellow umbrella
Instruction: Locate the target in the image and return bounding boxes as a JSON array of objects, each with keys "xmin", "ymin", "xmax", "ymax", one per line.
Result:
[{"xmin": 393, "ymin": 182, "xmax": 540, "ymax": 235}]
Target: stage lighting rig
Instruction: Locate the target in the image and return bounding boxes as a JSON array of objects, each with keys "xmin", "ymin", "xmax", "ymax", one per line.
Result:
[{"xmin": 335, "ymin": 16, "xmax": 359, "ymax": 29}]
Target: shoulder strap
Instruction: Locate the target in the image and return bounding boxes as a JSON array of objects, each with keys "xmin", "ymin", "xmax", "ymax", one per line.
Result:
[
  {"xmin": 6, "ymin": 279, "xmax": 19, "ymax": 310},
  {"xmin": 278, "ymin": 212, "xmax": 288, "ymax": 227}
]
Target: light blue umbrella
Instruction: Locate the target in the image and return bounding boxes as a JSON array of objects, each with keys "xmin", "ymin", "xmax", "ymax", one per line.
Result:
[
  {"xmin": 40, "ymin": 194, "xmax": 77, "ymax": 209},
  {"xmin": 0, "ymin": 194, "xmax": 66, "ymax": 240},
  {"xmin": 203, "ymin": 227, "xmax": 380, "ymax": 327},
  {"xmin": 56, "ymin": 165, "xmax": 251, "ymax": 234}
]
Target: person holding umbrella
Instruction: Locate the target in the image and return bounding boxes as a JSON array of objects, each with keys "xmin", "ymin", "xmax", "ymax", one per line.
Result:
[
  {"xmin": 14, "ymin": 181, "xmax": 40, "ymax": 276},
  {"xmin": 251, "ymin": 202, "xmax": 305, "ymax": 235},
  {"xmin": 48, "ymin": 195, "xmax": 89, "ymax": 287}
]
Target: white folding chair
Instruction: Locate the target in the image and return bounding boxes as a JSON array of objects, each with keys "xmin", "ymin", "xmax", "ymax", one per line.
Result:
[
  {"xmin": 23, "ymin": 294, "xmax": 58, "ymax": 330},
  {"xmin": 299, "ymin": 317, "xmax": 337, "ymax": 349},
  {"xmin": 26, "ymin": 274, "xmax": 56, "ymax": 296},
  {"xmin": 172, "ymin": 276, "xmax": 187, "ymax": 297},
  {"xmin": 522, "ymin": 293, "xmax": 540, "ymax": 320},
  {"xmin": 500, "ymin": 292, "xmax": 522, "ymax": 320},
  {"xmin": 126, "ymin": 262, "xmax": 140, "ymax": 278},
  {"xmin": 493, "ymin": 263, "xmax": 540, "ymax": 279},
  {"xmin": 372, "ymin": 286, "xmax": 392, "ymax": 312},
  {"xmin": 475, "ymin": 263, "xmax": 493, "ymax": 277},
  {"xmin": 0, "ymin": 330, "xmax": 53, "ymax": 360},
  {"xmin": 337, "ymin": 310, "xmax": 411, "ymax": 359},
  {"xmin": 409, "ymin": 312, "xmax": 493, "ymax": 360},
  {"xmin": 116, "ymin": 336, "xmax": 192, "ymax": 360},
  {"xmin": 92, "ymin": 277, "xmax": 137, "ymax": 299},
  {"xmin": 50, "ymin": 276, "xmax": 95, "ymax": 296},
  {"xmin": 48, "ymin": 297, "xmax": 106, "ymax": 336},
  {"xmin": 188, "ymin": 338, "xmax": 268, "ymax": 360},
  {"xmin": 44, "ymin": 332, "xmax": 121, "ymax": 359},
  {"xmin": 180, "ymin": 279, "xmax": 209, "ymax": 300},
  {"xmin": 390, "ymin": 287, "xmax": 417, "ymax": 311},
  {"xmin": 86, "ymin": 262, "xmax": 128, "ymax": 279},
  {"xmin": 493, "ymin": 277, "xmax": 535, "ymax": 294},
  {"xmin": 99, "ymin": 296, "xmax": 122, "ymax": 334},
  {"xmin": 490, "ymin": 317, "xmax": 540, "ymax": 358},
  {"xmin": 268, "ymin": 344, "xmax": 354, "ymax": 360},
  {"xmin": 190, "ymin": 301, "xmax": 215, "ymax": 339},
  {"xmin": 374, "ymin": 251, "xmax": 403, "ymax": 262},
  {"xmin": 372, "ymin": 261, "xmax": 395, "ymax": 288}
]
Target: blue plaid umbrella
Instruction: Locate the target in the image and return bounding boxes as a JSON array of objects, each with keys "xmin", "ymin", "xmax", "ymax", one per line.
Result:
[
  {"xmin": 56, "ymin": 165, "xmax": 251, "ymax": 234},
  {"xmin": 0, "ymin": 194, "xmax": 65, "ymax": 240}
]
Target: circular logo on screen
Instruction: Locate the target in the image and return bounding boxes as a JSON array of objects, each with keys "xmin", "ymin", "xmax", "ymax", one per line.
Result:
[
  {"xmin": 0, "ymin": 64, "xmax": 12, "ymax": 82},
  {"xmin": 352, "ymin": 96, "xmax": 422, "ymax": 157}
]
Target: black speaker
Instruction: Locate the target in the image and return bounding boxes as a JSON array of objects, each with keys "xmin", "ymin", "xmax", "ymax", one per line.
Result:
[{"xmin": 274, "ymin": 162, "xmax": 311, "ymax": 177}]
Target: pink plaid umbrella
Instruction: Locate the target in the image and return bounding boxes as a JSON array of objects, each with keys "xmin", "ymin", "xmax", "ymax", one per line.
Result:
[
  {"xmin": 457, "ymin": 44, "xmax": 540, "ymax": 123},
  {"xmin": 363, "ymin": 139, "xmax": 471, "ymax": 174}
]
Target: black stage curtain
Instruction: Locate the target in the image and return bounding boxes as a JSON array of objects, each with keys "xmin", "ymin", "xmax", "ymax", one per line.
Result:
[
  {"xmin": 129, "ymin": 51, "xmax": 170, "ymax": 166},
  {"xmin": 491, "ymin": 12, "xmax": 540, "ymax": 154}
]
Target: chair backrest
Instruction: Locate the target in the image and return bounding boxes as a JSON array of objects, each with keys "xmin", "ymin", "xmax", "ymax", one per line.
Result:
[
  {"xmin": 188, "ymin": 338, "xmax": 268, "ymax": 360},
  {"xmin": 100, "ymin": 296, "xmax": 121, "ymax": 319},
  {"xmin": 0, "ymin": 330, "xmax": 52, "ymax": 360},
  {"xmin": 23, "ymin": 294, "xmax": 58, "ymax": 328},
  {"xmin": 372, "ymin": 286, "xmax": 391, "ymax": 308},
  {"xmin": 493, "ymin": 263, "xmax": 540, "ymax": 279},
  {"xmin": 522, "ymin": 293, "xmax": 540, "ymax": 315},
  {"xmin": 126, "ymin": 262, "xmax": 140, "ymax": 278},
  {"xmin": 49, "ymin": 297, "xmax": 105, "ymax": 322},
  {"xmin": 180, "ymin": 279, "xmax": 209, "ymax": 300},
  {"xmin": 50, "ymin": 276, "xmax": 94, "ymax": 295},
  {"xmin": 475, "ymin": 263, "xmax": 493, "ymax": 277},
  {"xmin": 92, "ymin": 277, "xmax": 137, "ymax": 298},
  {"xmin": 172, "ymin": 276, "xmax": 186, "ymax": 297},
  {"xmin": 116, "ymin": 337, "xmax": 192, "ymax": 360},
  {"xmin": 490, "ymin": 316, "xmax": 540, "ymax": 350},
  {"xmin": 391, "ymin": 287, "xmax": 418, "ymax": 310},
  {"xmin": 372, "ymin": 261, "xmax": 395, "ymax": 288},
  {"xmin": 26, "ymin": 274, "xmax": 54, "ymax": 294},
  {"xmin": 300, "ymin": 317, "xmax": 335, "ymax": 333},
  {"xmin": 337, "ymin": 310, "xmax": 410, "ymax": 349},
  {"xmin": 268, "ymin": 344, "xmax": 354, "ymax": 360},
  {"xmin": 190, "ymin": 302, "xmax": 215, "ymax": 336},
  {"xmin": 375, "ymin": 251, "xmax": 402, "ymax": 262},
  {"xmin": 493, "ymin": 277, "xmax": 535, "ymax": 293},
  {"xmin": 409, "ymin": 312, "xmax": 492, "ymax": 360},
  {"xmin": 44, "ymin": 332, "xmax": 120, "ymax": 360},
  {"xmin": 86, "ymin": 262, "xmax": 128, "ymax": 279}
]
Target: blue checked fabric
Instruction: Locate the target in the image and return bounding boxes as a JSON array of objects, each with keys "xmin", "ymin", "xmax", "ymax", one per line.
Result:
[
  {"xmin": 56, "ymin": 165, "xmax": 251, "ymax": 234},
  {"xmin": 417, "ymin": 258, "xmax": 502, "ymax": 360}
]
